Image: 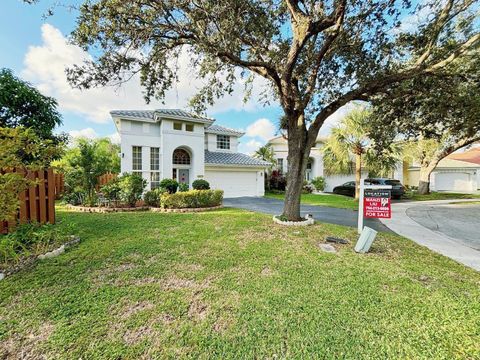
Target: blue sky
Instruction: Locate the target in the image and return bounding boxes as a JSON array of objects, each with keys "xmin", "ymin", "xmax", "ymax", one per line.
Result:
[
  {"xmin": 0, "ymin": 0, "xmax": 287, "ymax": 152},
  {"xmin": 0, "ymin": 0, "xmax": 352, "ymax": 153}
]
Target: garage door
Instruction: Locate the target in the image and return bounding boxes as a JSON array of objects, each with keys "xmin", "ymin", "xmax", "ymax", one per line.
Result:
[
  {"xmin": 205, "ymin": 170, "xmax": 260, "ymax": 198},
  {"xmin": 434, "ymin": 172, "xmax": 473, "ymax": 192}
]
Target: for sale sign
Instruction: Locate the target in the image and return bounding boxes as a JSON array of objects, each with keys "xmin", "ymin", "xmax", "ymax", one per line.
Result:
[{"xmin": 363, "ymin": 189, "xmax": 391, "ymax": 218}]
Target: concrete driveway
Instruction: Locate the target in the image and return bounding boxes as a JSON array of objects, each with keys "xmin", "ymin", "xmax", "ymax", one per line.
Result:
[
  {"xmin": 381, "ymin": 200, "xmax": 480, "ymax": 271},
  {"xmin": 223, "ymin": 197, "xmax": 390, "ymax": 232}
]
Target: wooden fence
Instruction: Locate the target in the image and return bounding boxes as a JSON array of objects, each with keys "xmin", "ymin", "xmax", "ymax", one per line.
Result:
[
  {"xmin": 0, "ymin": 168, "xmax": 56, "ymax": 234},
  {"xmin": 96, "ymin": 172, "xmax": 118, "ymax": 190},
  {"xmin": 54, "ymin": 172, "xmax": 64, "ymax": 199}
]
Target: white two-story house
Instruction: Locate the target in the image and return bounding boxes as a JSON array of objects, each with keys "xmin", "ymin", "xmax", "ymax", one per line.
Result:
[{"xmin": 111, "ymin": 109, "xmax": 268, "ymax": 198}]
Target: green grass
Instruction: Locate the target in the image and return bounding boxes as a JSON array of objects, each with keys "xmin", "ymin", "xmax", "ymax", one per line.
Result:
[
  {"xmin": 404, "ymin": 191, "xmax": 480, "ymax": 201},
  {"xmin": 1, "ymin": 206, "xmax": 479, "ymax": 359},
  {"xmin": 265, "ymin": 191, "xmax": 358, "ymax": 210}
]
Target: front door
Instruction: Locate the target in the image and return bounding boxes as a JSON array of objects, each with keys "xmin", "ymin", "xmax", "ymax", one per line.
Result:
[{"xmin": 178, "ymin": 169, "xmax": 189, "ymax": 184}]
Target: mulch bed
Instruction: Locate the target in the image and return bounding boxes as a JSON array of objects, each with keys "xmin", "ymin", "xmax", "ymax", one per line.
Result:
[{"xmin": 66, "ymin": 205, "xmax": 223, "ymax": 213}]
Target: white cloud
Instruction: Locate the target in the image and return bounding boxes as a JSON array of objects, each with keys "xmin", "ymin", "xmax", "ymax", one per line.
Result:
[
  {"xmin": 318, "ymin": 103, "xmax": 359, "ymax": 137},
  {"xmin": 245, "ymin": 118, "xmax": 276, "ymax": 141},
  {"xmin": 238, "ymin": 139, "xmax": 262, "ymax": 155},
  {"xmin": 108, "ymin": 132, "xmax": 121, "ymax": 144},
  {"xmin": 68, "ymin": 127, "xmax": 98, "ymax": 140},
  {"xmin": 22, "ymin": 24, "xmax": 273, "ymax": 125}
]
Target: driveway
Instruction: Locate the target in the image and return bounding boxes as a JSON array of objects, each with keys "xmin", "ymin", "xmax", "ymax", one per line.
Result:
[
  {"xmin": 381, "ymin": 199, "xmax": 480, "ymax": 271},
  {"xmin": 223, "ymin": 197, "xmax": 390, "ymax": 232}
]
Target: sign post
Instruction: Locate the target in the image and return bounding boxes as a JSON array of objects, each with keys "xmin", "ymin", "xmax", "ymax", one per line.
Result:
[{"xmin": 357, "ymin": 179, "xmax": 392, "ymax": 234}]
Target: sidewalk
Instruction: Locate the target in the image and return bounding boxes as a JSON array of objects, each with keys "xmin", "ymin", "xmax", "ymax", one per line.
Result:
[{"xmin": 380, "ymin": 199, "xmax": 480, "ymax": 271}]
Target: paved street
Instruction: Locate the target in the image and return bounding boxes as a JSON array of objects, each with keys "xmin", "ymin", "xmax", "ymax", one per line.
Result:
[
  {"xmin": 381, "ymin": 199, "xmax": 480, "ymax": 271},
  {"xmin": 224, "ymin": 196, "xmax": 390, "ymax": 232}
]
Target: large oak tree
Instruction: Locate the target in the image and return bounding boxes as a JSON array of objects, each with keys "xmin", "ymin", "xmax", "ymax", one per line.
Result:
[
  {"xmin": 370, "ymin": 51, "xmax": 480, "ymax": 194},
  {"xmin": 50, "ymin": 0, "xmax": 479, "ymax": 220}
]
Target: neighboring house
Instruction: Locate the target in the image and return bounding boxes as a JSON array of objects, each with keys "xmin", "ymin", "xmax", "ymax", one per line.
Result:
[
  {"xmin": 267, "ymin": 135, "xmax": 367, "ymax": 192},
  {"xmin": 404, "ymin": 148, "xmax": 480, "ymax": 192},
  {"xmin": 268, "ymin": 136, "xmax": 480, "ymax": 193},
  {"xmin": 111, "ymin": 109, "xmax": 269, "ymax": 198}
]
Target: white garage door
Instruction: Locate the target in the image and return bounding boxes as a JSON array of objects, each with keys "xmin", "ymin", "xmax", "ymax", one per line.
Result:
[
  {"xmin": 205, "ymin": 170, "xmax": 260, "ymax": 198},
  {"xmin": 434, "ymin": 172, "xmax": 473, "ymax": 192}
]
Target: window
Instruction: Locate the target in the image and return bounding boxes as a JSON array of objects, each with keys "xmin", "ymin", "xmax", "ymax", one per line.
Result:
[
  {"xmin": 132, "ymin": 146, "xmax": 142, "ymax": 171},
  {"xmin": 150, "ymin": 172, "xmax": 160, "ymax": 189},
  {"xmin": 172, "ymin": 148, "xmax": 190, "ymax": 165},
  {"xmin": 217, "ymin": 135, "xmax": 230, "ymax": 150},
  {"xmin": 185, "ymin": 123, "xmax": 194, "ymax": 132},
  {"xmin": 150, "ymin": 147, "xmax": 159, "ymax": 170},
  {"xmin": 277, "ymin": 158, "xmax": 284, "ymax": 172},
  {"xmin": 150, "ymin": 147, "xmax": 160, "ymax": 189},
  {"xmin": 173, "ymin": 122, "xmax": 182, "ymax": 130}
]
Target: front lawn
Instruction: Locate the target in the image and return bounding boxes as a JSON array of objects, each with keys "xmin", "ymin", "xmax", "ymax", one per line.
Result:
[
  {"xmin": 1, "ymin": 206, "xmax": 479, "ymax": 358},
  {"xmin": 265, "ymin": 191, "xmax": 358, "ymax": 210},
  {"xmin": 404, "ymin": 191, "xmax": 480, "ymax": 201}
]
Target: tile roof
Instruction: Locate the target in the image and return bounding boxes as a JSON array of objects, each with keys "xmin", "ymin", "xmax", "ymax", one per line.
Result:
[
  {"xmin": 205, "ymin": 124, "xmax": 245, "ymax": 136},
  {"xmin": 205, "ymin": 151, "xmax": 270, "ymax": 167},
  {"xmin": 110, "ymin": 109, "xmax": 213, "ymax": 122},
  {"xmin": 448, "ymin": 147, "xmax": 480, "ymax": 165},
  {"xmin": 110, "ymin": 110, "xmax": 155, "ymax": 119}
]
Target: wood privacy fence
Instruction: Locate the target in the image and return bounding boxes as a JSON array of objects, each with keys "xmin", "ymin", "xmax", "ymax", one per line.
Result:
[
  {"xmin": 51, "ymin": 172, "xmax": 118, "ymax": 196},
  {"xmin": 54, "ymin": 172, "xmax": 64, "ymax": 199},
  {"xmin": 96, "ymin": 172, "xmax": 118, "ymax": 190},
  {"xmin": 0, "ymin": 168, "xmax": 56, "ymax": 234}
]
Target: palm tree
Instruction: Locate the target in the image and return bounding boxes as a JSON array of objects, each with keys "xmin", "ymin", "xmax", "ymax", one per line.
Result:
[
  {"xmin": 322, "ymin": 108, "xmax": 402, "ymax": 199},
  {"xmin": 254, "ymin": 144, "xmax": 277, "ymax": 171}
]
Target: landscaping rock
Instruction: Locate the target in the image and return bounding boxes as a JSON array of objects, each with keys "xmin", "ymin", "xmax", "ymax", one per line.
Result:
[
  {"xmin": 38, "ymin": 245, "xmax": 65, "ymax": 260},
  {"xmin": 0, "ymin": 272, "xmax": 5, "ymax": 281},
  {"xmin": 326, "ymin": 236, "xmax": 349, "ymax": 244},
  {"xmin": 318, "ymin": 243, "xmax": 337, "ymax": 253}
]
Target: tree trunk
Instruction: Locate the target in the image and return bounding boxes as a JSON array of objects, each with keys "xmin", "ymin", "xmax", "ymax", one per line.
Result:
[
  {"xmin": 281, "ymin": 115, "xmax": 310, "ymax": 221},
  {"xmin": 355, "ymin": 153, "xmax": 361, "ymax": 199},
  {"xmin": 417, "ymin": 164, "xmax": 434, "ymax": 195}
]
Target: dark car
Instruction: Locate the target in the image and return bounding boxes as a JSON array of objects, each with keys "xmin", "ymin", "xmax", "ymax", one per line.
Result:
[
  {"xmin": 332, "ymin": 178, "xmax": 405, "ymax": 199},
  {"xmin": 365, "ymin": 178, "xmax": 405, "ymax": 199},
  {"xmin": 332, "ymin": 181, "xmax": 356, "ymax": 197}
]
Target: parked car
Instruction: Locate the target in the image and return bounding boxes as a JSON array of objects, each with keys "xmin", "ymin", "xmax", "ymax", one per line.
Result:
[
  {"xmin": 332, "ymin": 178, "xmax": 405, "ymax": 199},
  {"xmin": 365, "ymin": 178, "xmax": 405, "ymax": 199},
  {"xmin": 333, "ymin": 181, "xmax": 356, "ymax": 197}
]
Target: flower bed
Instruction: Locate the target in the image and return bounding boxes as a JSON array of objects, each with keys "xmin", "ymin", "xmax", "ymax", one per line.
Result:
[
  {"xmin": 66, "ymin": 204, "xmax": 150, "ymax": 213},
  {"xmin": 273, "ymin": 214, "xmax": 314, "ymax": 226}
]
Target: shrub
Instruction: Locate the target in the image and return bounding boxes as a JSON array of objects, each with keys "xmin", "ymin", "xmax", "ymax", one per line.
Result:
[
  {"xmin": 269, "ymin": 170, "xmax": 286, "ymax": 191},
  {"xmin": 143, "ymin": 188, "xmax": 165, "ymax": 207},
  {"xmin": 160, "ymin": 178, "xmax": 178, "ymax": 194},
  {"xmin": 161, "ymin": 190, "xmax": 223, "ymax": 209},
  {"xmin": 311, "ymin": 177, "xmax": 326, "ymax": 192},
  {"xmin": 178, "ymin": 183, "xmax": 189, "ymax": 192},
  {"xmin": 118, "ymin": 173, "xmax": 147, "ymax": 207},
  {"xmin": 62, "ymin": 191, "xmax": 87, "ymax": 206},
  {"xmin": 302, "ymin": 181, "xmax": 314, "ymax": 194},
  {"xmin": 0, "ymin": 222, "xmax": 73, "ymax": 268},
  {"xmin": 192, "ymin": 179, "xmax": 210, "ymax": 190},
  {"xmin": 100, "ymin": 179, "xmax": 121, "ymax": 202}
]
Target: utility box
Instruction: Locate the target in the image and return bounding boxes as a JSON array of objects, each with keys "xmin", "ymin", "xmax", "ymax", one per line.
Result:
[{"xmin": 354, "ymin": 226, "xmax": 378, "ymax": 253}]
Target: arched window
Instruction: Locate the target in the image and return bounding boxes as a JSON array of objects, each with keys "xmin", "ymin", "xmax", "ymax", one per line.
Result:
[{"xmin": 172, "ymin": 148, "xmax": 191, "ymax": 165}]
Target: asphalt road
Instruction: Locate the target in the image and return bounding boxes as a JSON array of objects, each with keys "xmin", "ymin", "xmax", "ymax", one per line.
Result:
[
  {"xmin": 223, "ymin": 196, "xmax": 391, "ymax": 232},
  {"xmin": 406, "ymin": 203, "xmax": 480, "ymax": 250}
]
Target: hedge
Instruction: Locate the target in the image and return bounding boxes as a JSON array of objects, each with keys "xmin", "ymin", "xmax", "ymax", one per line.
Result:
[{"xmin": 160, "ymin": 189, "xmax": 223, "ymax": 209}]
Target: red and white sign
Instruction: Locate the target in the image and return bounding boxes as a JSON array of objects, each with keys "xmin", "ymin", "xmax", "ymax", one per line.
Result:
[{"xmin": 363, "ymin": 189, "xmax": 391, "ymax": 218}]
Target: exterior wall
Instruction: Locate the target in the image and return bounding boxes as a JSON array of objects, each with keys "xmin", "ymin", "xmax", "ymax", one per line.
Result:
[
  {"xmin": 205, "ymin": 133, "xmax": 238, "ymax": 152},
  {"xmin": 161, "ymin": 119, "xmax": 205, "ymax": 188},
  {"xmin": 323, "ymin": 173, "xmax": 368, "ymax": 192},
  {"xmin": 118, "ymin": 118, "xmax": 204, "ymax": 189},
  {"xmin": 119, "ymin": 119, "xmax": 163, "ymax": 189}
]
